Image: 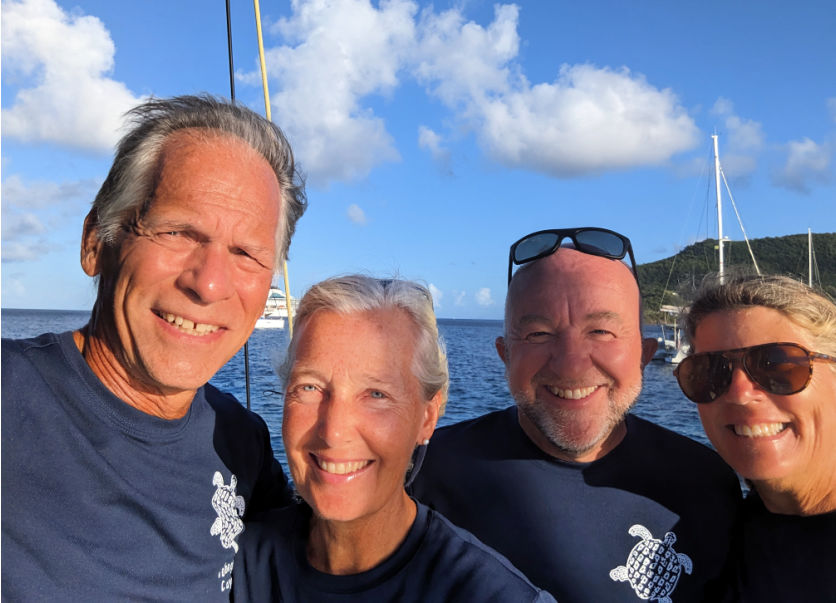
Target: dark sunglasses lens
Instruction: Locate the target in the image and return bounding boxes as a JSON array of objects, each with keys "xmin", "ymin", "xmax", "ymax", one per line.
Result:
[
  {"xmin": 746, "ymin": 344, "xmax": 811, "ymax": 395},
  {"xmin": 574, "ymin": 230, "xmax": 626, "ymax": 258},
  {"xmin": 677, "ymin": 354, "xmax": 732, "ymax": 403},
  {"xmin": 513, "ymin": 232, "xmax": 560, "ymax": 264}
]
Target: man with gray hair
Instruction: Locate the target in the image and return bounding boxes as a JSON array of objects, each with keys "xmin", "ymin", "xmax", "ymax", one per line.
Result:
[
  {"xmin": 2, "ymin": 95, "xmax": 306, "ymax": 600},
  {"xmin": 411, "ymin": 227, "xmax": 742, "ymax": 602}
]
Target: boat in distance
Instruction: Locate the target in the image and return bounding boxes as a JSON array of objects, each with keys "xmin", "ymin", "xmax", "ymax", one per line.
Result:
[{"xmin": 255, "ymin": 287, "xmax": 296, "ymax": 329}]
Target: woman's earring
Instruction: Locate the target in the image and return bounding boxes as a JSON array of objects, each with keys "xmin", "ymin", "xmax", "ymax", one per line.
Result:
[{"xmin": 422, "ymin": 438, "xmax": 430, "ymax": 446}]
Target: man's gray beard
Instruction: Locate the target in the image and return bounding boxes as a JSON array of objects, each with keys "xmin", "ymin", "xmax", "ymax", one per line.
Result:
[{"xmin": 513, "ymin": 377, "xmax": 643, "ymax": 458}]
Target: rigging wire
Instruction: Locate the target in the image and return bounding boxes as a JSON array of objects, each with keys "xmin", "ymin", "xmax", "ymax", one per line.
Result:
[
  {"xmin": 225, "ymin": 0, "xmax": 252, "ymax": 410},
  {"xmin": 719, "ymin": 167, "xmax": 761, "ymax": 275},
  {"xmin": 225, "ymin": 0, "xmax": 236, "ymax": 102}
]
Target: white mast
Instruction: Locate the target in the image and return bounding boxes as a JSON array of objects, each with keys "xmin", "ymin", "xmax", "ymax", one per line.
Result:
[
  {"xmin": 713, "ymin": 134, "xmax": 724, "ymax": 280},
  {"xmin": 808, "ymin": 228, "xmax": 813, "ymax": 287}
]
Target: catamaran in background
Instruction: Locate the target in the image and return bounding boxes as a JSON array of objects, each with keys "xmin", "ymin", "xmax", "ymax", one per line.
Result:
[{"xmin": 255, "ymin": 287, "xmax": 297, "ymax": 329}]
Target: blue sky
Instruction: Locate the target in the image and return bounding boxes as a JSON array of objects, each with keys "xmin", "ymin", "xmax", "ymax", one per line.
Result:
[{"xmin": 2, "ymin": 0, "xmax": 834, "ymax": 318}]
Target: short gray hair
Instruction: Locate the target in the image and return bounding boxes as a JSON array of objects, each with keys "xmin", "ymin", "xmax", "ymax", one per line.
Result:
[
  {"xmin": 278, "ymin": 275, "xmax": 449, "ymax": 414},
  {"xmin": 684, "ymin": 273, "xmax": 836, "ymax": 360},
  {"xmin": 90, "ymin": 94, "xmax": 306, "ymax": 265}
]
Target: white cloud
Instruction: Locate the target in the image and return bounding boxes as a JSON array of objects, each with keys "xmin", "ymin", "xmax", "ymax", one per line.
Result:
[
  {"xmin": 346, "ymin": 203, "xmax": 367, "ymax": 225},
  {"xmin": 723, "ymin": 115, "xmax": 765, "ymax": 152},
  {"xmin": 453, "ymin": 290, "xmax": 466, "ymax": 306},
  {"xmin": 1, "ymin": 0, "xmax": 143, "ymax": 151},
  {"xmin": 260, "ymin": 0, "xmax": 417, "ymax": 184},
  {"xmin": 1, "ymin": 213, "xmax": 46, "ymax": 237},
  {"xmin": 718, "ymin": 154, "xmax": 758, "ymax": 183},
  {"xmin": 251, "ymin": 0, "xmax": 701, "ymax": 184},
  {"xmin": 1, "ymin": 173, "xmax": 94, "ymax": 262},
  {"xmin": 413, "ymin": 3, "xmax": 518, "ymax": 107},
  {"xmin": 710, "ymin": 98, "xmax": 764, "ymax": 180},
  {"xmin": 429, "ymin": 283, "xmax": 442, "ymax": 307},
  {"xmin": 772, "ymin": 137, "xmax": 832, "ymax": 194},
  {"xmin": 711, "ymin": 97, "xmax": 734, "ymax": 116},
  {"xmin": 1, "ymin": 240, "xmax": 52, "ymax": 262},
  {"xmin": 417, "ymin": 125, "xmax": 448, "ymax": 161},
  {"xmin": 412, "ymin": 5, "xmax": 699, "ymax": 176},
  {"xmin": 475, "ymin": 287, "xmax": 493, "ymax": 306},
  {"xmin": 1, "ymin": 174, "xmax": 99, "ymax": 209},
  {"xmin": 472, "ymin": 64, "xmax": 700, "ymax": 176}
]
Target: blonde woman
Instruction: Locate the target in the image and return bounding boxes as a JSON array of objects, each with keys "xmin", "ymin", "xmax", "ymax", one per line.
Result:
[{"xmin": 675, "ymin": 274, "xmax": 836, "ymax": 600}]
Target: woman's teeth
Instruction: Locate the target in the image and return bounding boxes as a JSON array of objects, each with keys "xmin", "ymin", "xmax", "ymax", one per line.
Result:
[
  {"xmin": 733, "ymin": 423, "xmax": 787, "ymax": 437},
  {"xmin": 316, "ymin": 459, "xmax": 371, "ymax": 475}
]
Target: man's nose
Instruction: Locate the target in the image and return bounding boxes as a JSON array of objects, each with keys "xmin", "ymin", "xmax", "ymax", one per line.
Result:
[
  {"xmin": 547, "ymin": 335, "xmax": 593, "ymax": 371},
  {"xmin": 177, "ymin": 244, "xmax": 235, "ymax": 304}
]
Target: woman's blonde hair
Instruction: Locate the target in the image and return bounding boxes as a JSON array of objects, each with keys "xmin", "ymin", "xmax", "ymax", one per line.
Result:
[{"xmin": 684, "ymin": 273, "xmax": 836, "ymax": 360}]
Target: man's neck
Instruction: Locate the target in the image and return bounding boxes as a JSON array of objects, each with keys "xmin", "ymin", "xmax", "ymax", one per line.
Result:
[{"xmin": 73, "ymin": 328, "xmax": 196, "ymax": 419}]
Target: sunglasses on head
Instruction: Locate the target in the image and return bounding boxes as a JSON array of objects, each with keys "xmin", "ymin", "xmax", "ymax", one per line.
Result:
[
  {"xmin": 674, "ymin": 341, "xmax": 836, "ymax": 404},
  {"xmin": 507, "ymin": 227, "xmax": 638, "ymax": 285}
]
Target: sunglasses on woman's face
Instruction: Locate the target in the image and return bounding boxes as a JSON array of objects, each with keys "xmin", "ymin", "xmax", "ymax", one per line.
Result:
[
  {"xmin": 674, "ymin": 342, "xmax": 836, "ymax": 404},
  {"xmin": 507, "ymin": 227, "xmax": 637, "ymax": 285}
]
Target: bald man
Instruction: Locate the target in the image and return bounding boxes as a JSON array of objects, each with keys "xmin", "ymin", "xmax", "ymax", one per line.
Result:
[{"xmin": 411, "ymin": 230, "xmax": 741, "ymax": 603}]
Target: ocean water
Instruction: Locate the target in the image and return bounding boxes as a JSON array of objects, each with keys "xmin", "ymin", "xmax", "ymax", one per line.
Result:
[{"xmin": 1, "ymin": 309, "xmax": 708, "ymax": 473}]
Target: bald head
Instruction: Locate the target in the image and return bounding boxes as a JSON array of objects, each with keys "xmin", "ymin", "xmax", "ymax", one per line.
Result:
[{"xmin": 505, "ymin": 248, "xmax": 642, "ymax": 335}]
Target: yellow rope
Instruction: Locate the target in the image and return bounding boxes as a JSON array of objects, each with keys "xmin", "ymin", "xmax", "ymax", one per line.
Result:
[{"xmin": 253, "ymin": 0, "xmax": 295, "ymax": 336}]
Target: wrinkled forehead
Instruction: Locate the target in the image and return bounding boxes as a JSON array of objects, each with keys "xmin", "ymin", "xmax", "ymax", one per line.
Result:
[{"xmin": 507, "ymin": 249, "xmax": 641, "ymax": 320}]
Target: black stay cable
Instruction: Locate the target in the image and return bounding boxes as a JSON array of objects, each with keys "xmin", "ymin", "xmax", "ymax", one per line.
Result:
[{"xmin": 224, "ymin": 0, "xmax": 252, "ymax": 411}]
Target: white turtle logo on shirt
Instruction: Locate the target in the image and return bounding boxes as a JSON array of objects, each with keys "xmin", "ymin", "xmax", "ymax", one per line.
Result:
[
  {"xmin": 210, "ymin": 471, "xmax": 245, "ymax": 552},
  {"xmin": 609, "ymin": 524, "xmax": 692, "ymax": 602}
]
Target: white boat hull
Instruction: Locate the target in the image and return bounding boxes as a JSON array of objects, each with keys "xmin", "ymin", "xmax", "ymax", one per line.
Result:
[{"xmin": 255, "ymin": 317, "xmax": 285, "ymax": 329}]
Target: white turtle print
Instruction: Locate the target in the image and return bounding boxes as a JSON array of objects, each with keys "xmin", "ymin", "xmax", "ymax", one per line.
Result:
[
  {"xmin": 210, "ymin": 471, "xmax": 245, "ymax": 553},
  {"xmin": 610, "ymin": 524, "xmax": 693, "ymax": 602}
]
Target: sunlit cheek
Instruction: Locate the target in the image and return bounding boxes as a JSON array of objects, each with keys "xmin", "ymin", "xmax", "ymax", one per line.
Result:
[
  {"xmin": 365, "ymin": 408, "xmax": 421, "ymax": 467},
  {"xmin": 239, "ymin": 272, "xmax": 273, "ymax": 307},
  {"xmin": 283, "ymin": 406, "xmax": 316, "ymax": 476},
  {"xmin": 509, "ymin": 348, "xmax": 546, "ymax": 377},
  {"xmin": 696, "ymin": 406, "xmax": 724, "ymax": 445},
  {"xmin": 803, "ymin": 383, "xmax": 836, "ymax": 462}
]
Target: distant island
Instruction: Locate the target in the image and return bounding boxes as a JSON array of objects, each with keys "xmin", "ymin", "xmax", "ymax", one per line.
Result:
[{"xmin": 637, "ymin": 232, "xmax": 836, "ymax": 324}]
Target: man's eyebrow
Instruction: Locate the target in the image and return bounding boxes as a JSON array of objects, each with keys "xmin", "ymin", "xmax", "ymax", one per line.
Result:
[
  {"xmin": 585, "ymin": 311, "xmax": 624, "ymax": 324},
  {"xmin": 138, "ymin": 216, "xmax": 189, "ymax": 227},
  {"xmin": 239, "ymin": 241, "xmax": 273, "ymax": 254},
  {"xmin": 515, "ymin": 314, "xmax": 552, "ymax": 327}
]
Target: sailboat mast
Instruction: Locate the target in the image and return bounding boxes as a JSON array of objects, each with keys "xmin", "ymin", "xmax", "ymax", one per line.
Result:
[
  {"xmin": 808, "ymin": 228, "xmax": 813, "ymax": 287},
  {"xmin": 713, "ymin": 134, "xmax": 724, "ymax": 280}
]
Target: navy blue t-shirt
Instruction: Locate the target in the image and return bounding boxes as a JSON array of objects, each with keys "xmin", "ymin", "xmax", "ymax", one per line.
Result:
[
  {"xmin": 734, "ymin": 491, "xmax": 836, "ymax": 601},
  {"xmin": 411, "ymin": 406, "xmax": 742, "ymax": 602},
  {"xmin": 1, "ymin": 332, "xmax": 293, "ymax": 601},
  {"xmin": 233, "ymin": 500, "xmax": 555, "ymax": 602}
]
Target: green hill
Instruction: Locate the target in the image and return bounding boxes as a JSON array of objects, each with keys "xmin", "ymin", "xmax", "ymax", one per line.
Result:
[{"xmin": 637, "ymin": 232, "xmax": 836, "ymax": 323}]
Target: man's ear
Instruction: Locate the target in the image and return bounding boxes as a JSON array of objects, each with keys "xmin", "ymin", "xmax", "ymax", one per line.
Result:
[
  {"xmin": 495, "ymin": 336, "xmax": 508, "ymax": 364},
  {"xmin": 80, "ymin": 210, "xmax": 104, "ymax": 277},
  {"xmin": 640, "ymin": 337, "xmax": 658, "ymax": 369}
]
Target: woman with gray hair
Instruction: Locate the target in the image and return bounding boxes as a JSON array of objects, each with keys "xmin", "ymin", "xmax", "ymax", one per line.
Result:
[
  {"xmin": 674, "ymin": 273, "xmax": 836, "ymax": 600},
  {"xmin": 233, "ymin": 275, "xmax": 554, "ymax": 602}
]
